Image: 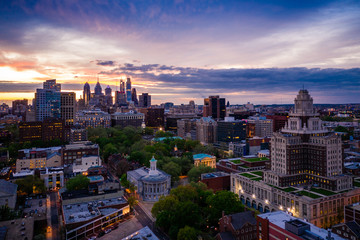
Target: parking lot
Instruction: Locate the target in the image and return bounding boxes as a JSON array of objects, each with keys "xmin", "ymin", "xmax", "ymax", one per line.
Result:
[{"xmin": 23, "ymin": 197, "xmax": 47, "ymax": 220}]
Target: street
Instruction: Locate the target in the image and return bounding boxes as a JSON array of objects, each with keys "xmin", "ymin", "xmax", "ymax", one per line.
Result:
[{"xmin": 49, "ymin": 192, "xmax": 60, "ymax": 240}]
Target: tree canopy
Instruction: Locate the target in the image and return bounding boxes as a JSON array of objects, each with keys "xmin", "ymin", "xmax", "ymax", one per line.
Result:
[
  {"xmin": 151, "ymin": 183, "xmax": 244, "ymax": 239},
  {"xmin": 16, "ymin": 175, "xmax": 46, "ymax": 195},
  {"xmin": 66, "ymin": 174, "xmax": 90, "ymax": 191}
]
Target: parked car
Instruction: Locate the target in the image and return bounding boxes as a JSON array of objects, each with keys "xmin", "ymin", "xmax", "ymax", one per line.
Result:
[{"xmin": 104, "ymin": 228, "xmax": 112, "ymax": 234}]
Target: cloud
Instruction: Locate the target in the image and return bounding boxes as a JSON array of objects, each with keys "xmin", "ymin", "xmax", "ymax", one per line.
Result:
[{"xmin": 96, "ymin": 60, "xmax": 116, "ymax": 66}]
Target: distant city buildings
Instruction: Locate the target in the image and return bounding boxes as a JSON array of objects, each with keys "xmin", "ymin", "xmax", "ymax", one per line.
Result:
[
  {"xmin": 196, "ymin": 117, "xmax": 217, "ymax": 144},
  {"xmin": 217, "ymin": 117, "xmax": 247, "ymax": 143},
  {"xmin": 111, "ymin": 111, "xmax": 144, "ymax": 128},
  {"xmin": 203, "ymin": 95, "xmax": 226, "ymax": 120},
  {"xmin": 35, "ymin": 79, "xmax": 61, "ymax": 121},
  {"xmin": 75, "ymin": 109, "xmax": 111, "ymax": 128},
  {"xmin": 139, "ymin": 93, "xmax": 151, "ymax": 108}
]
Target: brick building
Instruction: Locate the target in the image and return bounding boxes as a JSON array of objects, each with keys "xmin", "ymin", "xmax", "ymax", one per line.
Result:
[
  {"xmin": 201, "ymin": 172, "xmax": 230, "ymax": 192},
  {"xmin": 216, "ymin": 211, "xmax": 257, "ymax": 240}
]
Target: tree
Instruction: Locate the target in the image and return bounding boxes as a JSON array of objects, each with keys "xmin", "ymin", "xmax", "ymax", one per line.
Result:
[
  {"xmin": 152, "ymin": 195, "xmax": 179, "ymax": 218},
  {"xmin": 16, "ymin": 175, "xmax": 46, "ymax": 195},
  {"xmin": 0, "ymin": 205, "xmax": 18, "ymax": 221},
  {"xmin": 206, "ymin": 190, "xmax": 244, "ymax": 226},
  {"xmin": 162, "ymin": 162, "xmax": 181, "ymax": 182},
  {"xmin": 120, "ymin": 174, "xmax": 130, "ymax": 188},
  {"xmin": 187, "ymin": 166, "xmax": 215, "ymax": 182},
  {"xmin": 177, "ymin": 226, "xmax": 198, "ymax": 240},
  {"xmin": 127, "ymin": 195, "xmax": 138, "ymax": 209},
  {"xmin": 34, "ymin": 234, "xmax": 46, "ymax": 240},
  {"xmin": 66, "ymin": 174, "xmax": 90, "ymax": 191},
  {"xmin": 143, "ymin": 127, "xmax": 154, "ymax": 135},
  {"xmin": 115, "ymin": 159, "xmax": 130, "ymax": 177}
]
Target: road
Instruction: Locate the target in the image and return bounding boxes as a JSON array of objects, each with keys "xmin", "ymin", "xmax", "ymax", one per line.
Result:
[
  {"xmin": 49, "ymin": 192, "xmax": 60, "ymax": 240},
  {"xmin": 133, "ymin": 204, "xmax": 169, "ymax": 240}
]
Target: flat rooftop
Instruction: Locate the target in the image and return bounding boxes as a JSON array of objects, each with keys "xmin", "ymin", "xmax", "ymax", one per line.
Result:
[
  {"xmin": 201, "ymin": 172, "xmax": 229, "ymax": 179},
  {"xmin": 122, "ymin": 226, "xmax": 159, "ymax": 240},
  {"xmin": 258, "ymin": 211, "xmax": 343, "ymax": 240},
  {"xmin": 63, "ymin": 142, "xmax": 98, "ymax": 150},
  {"xmin": 63, "ymin": 196, "xmax": 127, "ymax": 224}
]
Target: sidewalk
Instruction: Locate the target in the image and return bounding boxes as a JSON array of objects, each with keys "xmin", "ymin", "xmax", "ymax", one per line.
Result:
[{"xmin": 138, "ymin": 200, "xmax": 155, "ymax": 222}]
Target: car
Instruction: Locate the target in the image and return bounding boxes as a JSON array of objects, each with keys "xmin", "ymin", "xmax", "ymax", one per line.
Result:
[
  {"xmin": 110, "ymin": 223, "xmax": 119, "ymax": 230},
  {"xmin": 104, "ymin": 228, "xmax": 112, "ymax": 234}
]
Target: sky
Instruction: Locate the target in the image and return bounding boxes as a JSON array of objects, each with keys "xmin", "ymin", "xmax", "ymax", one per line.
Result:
[{"xmin": 0, "ymin": 0, "xmax": 359, "ymax": 105}]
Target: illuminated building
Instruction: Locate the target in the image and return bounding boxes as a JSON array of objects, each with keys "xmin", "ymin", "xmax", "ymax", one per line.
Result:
[
  {"xmin": 61, "ymin": 92, "xmax": 76, "ymax": 125},
  {"xmin": 19, "ymin": 119, "xmax": 67, "ymax": 143},
  {"xmin": 75, "ymin": 109, "xmax": 111, "ymax": 128},
  {"xmin": 231, "ymin": 90, "xmax": 360, "ymax": 228},
  {"xmin": 127, "ymin": 157, "xmax": 171, "ymax": 202},
  {"xmin": 217, "ymin": 117, "xmax": 247, "ymax": 143},
  {"xmin": 126, "ymin": 77, "xmax": 132, "ymax": 102},
  {"xmin": 61, "ymin": 141, "xmax": 99, "ymax": 165},
  {"xmin": 16, "ymin": 152, "xmax": 61, "ymax": 172},
  {"xmin": 111, "ymin": 111, "xmax": 144, "ymax": 128},
  {"xmin": 193, "ymin": 153, "xmax": 216, "ymax": 168},
  {"xmin": 35, "ymin": 79, "xmax": 61, "ymax": 121},
  {"xmin": 247, "ymin": 117, "xmax": 273, "ymax": 137},
  {"xmin": 40, "ymin": 167, "xmax": 64, "ymax": 190},
  {"xmin": 83, "ymin": 82, "xmax": 91, "ymax": 105}
]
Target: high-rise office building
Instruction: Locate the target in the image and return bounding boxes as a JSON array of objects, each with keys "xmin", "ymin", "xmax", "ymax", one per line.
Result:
[
  {"xmin": 131, "ymin": 88, "xmax": 138, "ymax": 106},
  {"xmin": 105, "ymin": 85, "xmax": 113, "ymax": 106},
  {"xmin": 126, "ymin": 77, "xmax": 132, "ymax": 102},
  {"xmin": 217, "ymin": 117, "xmax": 247, "ymax": 143},
  {"xmin": 231, "ymin": 89, "xmax": 360, "ymax": 228},
  {"xmin": 139, "ymin": 93, "xmax": 151, "ymax": 108},
  {"xmin": 43, "ymin": 79, "xmax": 61, "ymax": 91},
  {"xmin": 196, "ymin": 117, "xmax": 217, "ymax": 144},
  {"xmin": 94, "ymin": 79, "xmax": 102, "ymax": 96},
  {"xmin": 203, "ymin": 95, "xmax": 226, "ymax": 120},
  {"xmin": 83, "ymin": 82, "xmax": 91, "ymax": 105},
  {"xmin": 61, "ymin": 92, "xmax": 76, "ymax": 125},
  {"xmin": 35, "ymin": 79, "xmax": 61, "ymax": 121},
  {"xmin": 115, "ymin": 80, "xmax": 127, "ymax": 106}
]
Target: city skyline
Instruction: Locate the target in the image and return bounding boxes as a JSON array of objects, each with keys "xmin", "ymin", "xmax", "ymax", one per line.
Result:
[{"xmin": 1, "ymin": 1, "xmax": 360, "ymax": 105}]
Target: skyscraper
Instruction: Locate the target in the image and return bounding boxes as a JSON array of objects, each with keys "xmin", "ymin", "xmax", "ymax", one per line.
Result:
[
  {"xmin": 61, "ymin": 92, "xmax": 76, "ymax": 125},
  {"xmin": 131, "ymin": 88, "xmax": 138, "ymax": 106},
  {"xmin": 115, "ymin": 79, "xmax": 127, "ymax": 106},
  {"xmin": 94, "ymin": 79, "xmax": 102, "ymax": 96},
  {"xmin": 126, "ymin": 77, "xmax": 132, "ymax": 102},
  {"xmin": 43, "ymin": 79, "xmax": 61, "ymax": 91},
  {"xmin": 105, "ymin": 85, "xmax": 113, "ymax": 106},
  {"xmin": 203, "ymin": 95, "xmax": 226, "ymax": 120},
  {"xmin": 139, "ymin": 93, "xmax": 151, "ymax": 108},
  {"xmin": 83, "ymin": 82, "xmax": 91, "ymax": 105},
  {"xmin": 35, "ymin": 79, "xmax": 61, "ymax": 121}
]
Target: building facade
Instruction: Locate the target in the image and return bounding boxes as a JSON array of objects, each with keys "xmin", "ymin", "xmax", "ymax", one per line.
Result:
[
  {"xmin": 61, "ymin": 92, "xmax": 76, "ymax": 125},
  {"xmin": 231, "ymin": 90, "xmax": 360, "ymax": 228},
  {"xmin": 127, "ymin": 157, "xmax": 171, "ymax": 202},
  {"xmin": 75, "ymin": 109, "xmax": 111, "ymax": 128},
  {"xmin": 196, "ymin": 117, "xmax": 217, "ymax": 144},
  {"xmin": 193, "ymin": 154, "xmax": 216, "ymax": 168},
  {"xmin": 139, "ymin": 93, "xmax": 151, "ymax": 108},
  {"xmin": 0, "ymin": 180, "xmax": 17, "ymax": 209},
  {"xmin": 111, "ymin": 111, "xmax": 144, "ymax": 128},
  {"xmin": 217, "ymin": 117, "xmax": 247, "ymax": 143},
  {"xmin": 203, "ymin": 95, "xmax": 226, "ymax": 120}
]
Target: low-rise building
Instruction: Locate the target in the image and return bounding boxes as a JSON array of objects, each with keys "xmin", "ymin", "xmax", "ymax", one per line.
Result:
[
  {"xmin": 75, "ymin": 109, "xmax": 111, "ymax": 128},
  {"xmin": 122, "ymin": 226, "xmax": 159, "ymax": 240},
  {"xmin": 111, "ymin": 111, "xmax": 144, "ymax": 128},
  {"xmin": 61, "ymin": 191, "xmax": 129, "ymax": 240},
  {"xmin": 0, "ymin": 180, "xmax": 17, "ymax": 208},
  {"xmin": 127, "ymin": 157, "xmax": 171, "ymax": 202},
  {"xmin": 72, "ymin": 156, "xmax": 102, "ymax": 174},
  {"xmin": 332, "ymin": 221, "xmax": 360, "ymax": 240},
  {"xmin": 217, "ymin": 211, "xmax": 257, "ymax": 240},
  {"xmin": 62, "ymin": 141, "xmax": 99, "ymax": 165},
  {"xmin": 40, "ymin": 167, "xmax": 64, "ymax": 190},
  {"xmin": 193, "ymin": 154, "xmax": 216, "ymax": 168},
  {"xmin": 16, "ymin": 152, "xmax": 61, "ymax": 172},
  {"xmin": 257, "ymin": 211, "xmax": 343, "ymax": 240},
  {"xmin": 201, "ymin": 172, "xmax": 230, "ymax": 192}
]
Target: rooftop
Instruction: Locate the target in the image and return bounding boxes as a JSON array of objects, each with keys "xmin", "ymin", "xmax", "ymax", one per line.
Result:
[
  {"xmin": 201, "ymin": 172, "xmax": 229, "ymax": 179},
  {"xmin": 63, "ymin": 196, "xmax": 127, "ymax": 224},
  {"xmin": 122, "ymin": 226, "xmax": 159, "ymax": 240},
  {"xmin": 63, "ymin": 141, "xmax": 98, "ymax": 150},
  {"xmin": 258, "ymin": 211, "xmax": 343, "ymax": 240},
  {"xmin": 193, "ymin": 153, "xmax": 215, "ymax": 160},
  {"xmin": 0, "ymin": 180, "xmax": 17, "ymax": 195}
]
